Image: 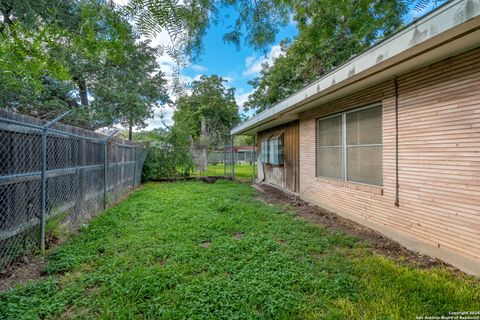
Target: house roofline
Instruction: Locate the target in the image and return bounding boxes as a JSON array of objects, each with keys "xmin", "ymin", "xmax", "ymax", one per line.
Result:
[{"xmin": 231, "ymin": 0, "xmax": 480, "ymax": 135}]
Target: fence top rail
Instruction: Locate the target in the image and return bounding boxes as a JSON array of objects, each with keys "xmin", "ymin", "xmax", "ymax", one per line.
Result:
[
  {"xmin": 0, "ymin": 117, "xmax": 107, "ymax": 143},
  {"xmin": 0, "ymin": 110, "xmax": 146, "ymax": 149}
]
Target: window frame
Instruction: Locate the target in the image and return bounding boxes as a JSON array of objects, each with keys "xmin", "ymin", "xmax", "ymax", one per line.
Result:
[
  {"xmin": 260, "ymin": 138, "xmax": 270, "ymax": 163},
  {"xmin": 261, "ymin": 132, "xmax": 285, "ymax": 165},
  {"xmin": 268, "ymin": 138, "xmax": 276, "ymax": 164},
  {"xmin": 316, "ymin": 103, "xmax": 383, "ymax": 187},
  {"xmin": 269, "ymin": 132, "xmax": 284, "ymax": 165}
]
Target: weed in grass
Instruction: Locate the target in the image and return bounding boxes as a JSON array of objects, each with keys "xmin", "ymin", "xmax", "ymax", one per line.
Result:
[{"xmin": 0, "ymin": 181, "xmax": 478, "ymax": 320}]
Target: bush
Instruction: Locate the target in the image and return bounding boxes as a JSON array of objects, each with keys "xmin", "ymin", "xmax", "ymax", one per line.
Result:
[{"xmin": 142, "ymin": 146, "xmax": 193, "ymax": 180}]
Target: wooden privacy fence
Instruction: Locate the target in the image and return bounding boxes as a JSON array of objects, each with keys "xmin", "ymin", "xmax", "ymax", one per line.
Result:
[{"xmin": 0, "ymin": 110, "xmax": 147, "ymax": 271}]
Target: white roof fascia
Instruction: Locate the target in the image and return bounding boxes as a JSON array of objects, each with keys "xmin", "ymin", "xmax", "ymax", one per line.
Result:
[{"xmin": 231, "ymin": 0, "xmax": 480, "ymax": 135}]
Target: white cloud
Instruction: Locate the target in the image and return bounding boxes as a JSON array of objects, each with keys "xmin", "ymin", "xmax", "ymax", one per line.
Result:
[
  {"xmin": 145, "ymin": 105, "xmax": 175, "ymax": 130},
  {"xmin": 242, "ymin": 45, "xmax": 283, "ymax": 77},
  {"xmin": 235, "ymin": 92, "xmax": 250, "ymax": 109},
  {"xmin": 112, "ymin": 0, "xmax": 128, "ymax": 5},
  {"xmin": 190, "ymin": 64, "xmax": 207, "ymax": 72},
  {"xmin": 221, "ymin": 76, "xmax": 236, "ymax": 85},
  {"xmin": 234, "ymin": 87, "xmax": 254, "ymax": 113},
  {"xmin": 183, "ymin": 74, "xmax": 203, "ymax": 83}
]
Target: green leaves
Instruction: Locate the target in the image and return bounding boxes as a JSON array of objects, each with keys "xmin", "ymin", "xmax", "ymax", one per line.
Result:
[
  {"xmin": 172, "ymin": 75, "xmax": 240, "ymax": 148},
  {"xmin": 0, "ymin": 0, "xmax": 169, "ymax": 131},
  {"xmin": 0, "ymin": 22, "xmax": 73, "ymax": 117},
  {"xmin": 91, "ymin": 39, "xmax": 169, "ymax": 133},
  {"xmin": 244, "ymin": 0, "xmax": 407, "ymax": 114}
]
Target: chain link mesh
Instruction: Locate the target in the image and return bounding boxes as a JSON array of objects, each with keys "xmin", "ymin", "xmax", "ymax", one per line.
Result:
[
  {"xmin": 142, "ymin": 143, "xmax": 256, "ymax": 180},
  {"xmin": 0, "ymin": 110, "xmax": 147, "ymax": 271}
]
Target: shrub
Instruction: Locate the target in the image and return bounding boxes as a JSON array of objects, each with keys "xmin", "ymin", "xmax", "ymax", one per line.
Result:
[{"xmin": 142, "ymin": 146, "xmax": 193, "ymax": 180}]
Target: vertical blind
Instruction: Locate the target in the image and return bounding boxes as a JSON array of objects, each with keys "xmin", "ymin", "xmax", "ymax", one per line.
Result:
[{"xmin": 316, "ymin": 104, "xmax": 382, "ymax": 186}]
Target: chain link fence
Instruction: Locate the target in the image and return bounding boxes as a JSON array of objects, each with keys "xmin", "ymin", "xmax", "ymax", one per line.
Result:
[
  {"xmin": 142, "ymin": 143, "xmax": 256, "ymax": 182},
  {"xmin": 0, "ymin": 110, "xmax": 147, "ymax": 271}
]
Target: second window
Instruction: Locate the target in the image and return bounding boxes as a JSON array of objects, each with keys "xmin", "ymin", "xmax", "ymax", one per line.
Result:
[{"xmin": 316, "ymin": 104, "xmax": 382, "ymax": 186}]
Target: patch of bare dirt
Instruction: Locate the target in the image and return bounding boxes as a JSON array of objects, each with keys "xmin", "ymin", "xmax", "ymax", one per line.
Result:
[
  {"xmin": 0, "ymin": 256, "xmax": 47, "ymax": 292},
  {"xmin": 232, "ymin": 232, "xmax": 244, "ymax": 239},
  {"xmin": 60, "ymin": 306, "xmax": 74, "ymax": 319},
  {"xmin": 254, "ymin": 184, "xmax": 459, "ymax": 272},
  {"xmin": 200, "ymin": 241, "xmax": 211, "ymax": 248}
]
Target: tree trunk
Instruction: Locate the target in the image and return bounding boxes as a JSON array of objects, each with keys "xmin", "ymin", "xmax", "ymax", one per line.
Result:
[
  {"xmin": 200, "ymin": 145, "xmax": 208, "ymax": 172},
  {"xmin": 78, "ymin": 80, "xmax": 89, "ymax": 106},
  {"xmin": 199, "ymin": 117, "xmax": 209, "ymax": 171},
  {"xmin": 189, "ymin": 137, "xmax": 207, "ymax": 172},
  {"xmin": 128, "ymin": 122, "xmax": 133, "ymax": 141}
]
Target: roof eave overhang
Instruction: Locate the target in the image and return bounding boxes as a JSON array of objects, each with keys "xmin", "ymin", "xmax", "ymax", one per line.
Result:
[{"xmin": 231, "ymin": 0, "xmax": 480, "ymax": 135}]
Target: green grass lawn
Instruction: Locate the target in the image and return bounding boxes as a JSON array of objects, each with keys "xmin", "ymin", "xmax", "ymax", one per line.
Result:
[
  {"xmin": 191, "ymin": 163, "xmax": 255, "ymax": 182},
  {"xmin": 1, "ymin": 181, "xmax": 478, "ymax": 319}
]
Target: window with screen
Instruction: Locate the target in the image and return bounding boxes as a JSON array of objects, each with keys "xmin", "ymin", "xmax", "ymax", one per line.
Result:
[
  {"xmin": 316, "ymin": 104, "xmax": 382, "ymax": 186},
  {"xmin": 317, "ymin": 115, "xmax": 343, "ymax": 179},
  {"xmin": 269, "ymin": 133, "xmax": 284, "ymax": 165},
  {"xmin": 261, "ymin": 133, "xmax": 284, "ymax": 165},
  {"xmin": 346, "ymin": 106, "xmax": 382, "ymax": 186},
  {"xmin": 261, "ymin": 139, "xmax": 269, "ymax": 163}
]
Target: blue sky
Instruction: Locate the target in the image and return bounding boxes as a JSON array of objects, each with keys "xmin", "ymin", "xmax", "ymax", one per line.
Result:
[
  {"xmin": 145, "ymin": 7, "xmax": 297, "ymax": 129},
  {"xmin": 141, "ymin": 1, "xmax": 445, "ymax": 130},
  {"xmin": 181, "ymin": 11, "xmax": 297, "ymax": 110}
]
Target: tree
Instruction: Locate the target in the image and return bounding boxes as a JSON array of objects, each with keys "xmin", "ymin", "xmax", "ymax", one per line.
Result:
[
  {"xmin": 235, "ymin": 135, "xmax": 255, "ymax": 146},
  {"xmin": 1, "ymin": 0, "xmax": 441, "ymax": 130},
  {"xmin": 0, "ymin": 0, "xmax": 169, "ymax": 135},
  {"xmin": 120, "ymin": 128, "xmax": 194, "ymax": 179},
  {"xmin": 92, "ymin": 40, "xmax": 169, "ymax": 140},
  {"xmin": 0, "ymin": 0, "xmax": 77, "ymax": 34},
  {"xmin": 172, "ymin": 75, "xmax": 239, "ymax": 170},
  {"xmin": 123, "ymin": 0, "xmax": 292, "ymax": 94},
  {"xmin": 244, "ymin": 0, "xmax": 406, "ymax": 114},
  {"xmin": 0, "ymin": 0, "xmax": 80, "ymax": 118},
  {"xmin": 55, "ymin": 1, "xmax": 147, "ymax": 129},
  {"xmin": 0, "ymin": 21, "xmax": 75, "ymax": 117}
]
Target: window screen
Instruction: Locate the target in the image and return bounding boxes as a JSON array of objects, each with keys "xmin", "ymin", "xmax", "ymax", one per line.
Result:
[
  {"xmin": 261, "ymin": 133, "xmax": 284, "ymax": 165},
  {"xmin": 316, "ymin": 104, "xmax": 382, "ymax": 186},
  {"xmin": 269, "ymin": 132, "xmax": 284, "ymax": 165},
  {"xmin": 317, "ymin": 115, "xmax": 343, "ymax": 179},
  {"xmin": 277, "ymin": 133, "xmax": 284, "ymax": 164},
  {"xmin": 261, "ymin": 140, "xmax": 269, "ymax": 163},
  {"xmin": 269, "ymin": 138, "xmax": 277, "ymax": 164},
  {"xmin": 346, "ymin": 106, "xmax": 382, "ymax": 186}
]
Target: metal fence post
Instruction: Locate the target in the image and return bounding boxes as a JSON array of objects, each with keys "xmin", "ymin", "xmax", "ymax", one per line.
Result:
[
  {"xmin": 40, "ymin": 128, "xmax": 47, "ymax": 253},
  {"xmin": 231, "ymin": 135, "xmax": 235, "ymax": 178},
  {"xmin": 253, "ymin": 135, "xmax": 256, "ymax": 183},
  {"xmin": 39, "ymin": 111, "xmax": 71, "ymax": 254},
  {"xmin": 103, "ymin": 141, "xmax": 108, "ymax": 210},
  {"xmin": 103, "ymin": 130, "xmax": 118, "ymax": 210},
  {"xmin": 224, "ymin": 141, "xmax": 227, "ymax": 176},
  {"xmin": 132, "ymin": 146, "xmax": 136, "ymax": 189}
]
